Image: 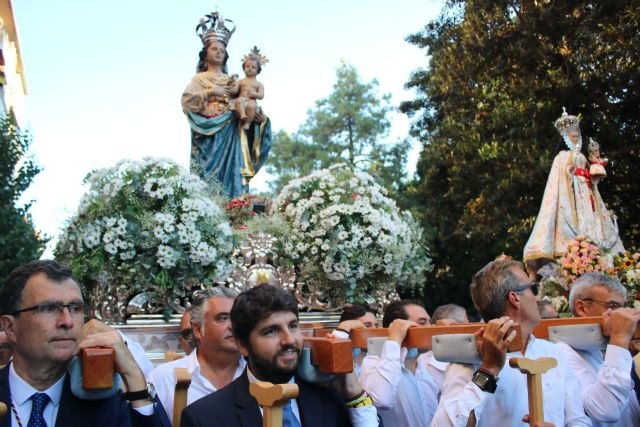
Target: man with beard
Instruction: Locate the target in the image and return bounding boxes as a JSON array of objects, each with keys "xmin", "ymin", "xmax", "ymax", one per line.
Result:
[{"xmin": 181, "ymin": 285, "xmax": 379, "ymax": 427}]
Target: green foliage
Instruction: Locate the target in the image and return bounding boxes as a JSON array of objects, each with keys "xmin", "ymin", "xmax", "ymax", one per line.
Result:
[
  {"xmin": 402, "ymin": 1, "xmax": 640, "ymax": 312},
  {"xmin": 0, "ymin": 113, "xmax": 48, "ymax": 282},
  {"xmin": 267, "ymin": 63, "xmax": 411, "ymax": 196}
]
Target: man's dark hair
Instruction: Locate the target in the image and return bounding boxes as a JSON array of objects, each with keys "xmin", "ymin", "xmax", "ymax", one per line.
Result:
[
  {"xmin": 382, "ymin": 299, "xmax": 425, "ymax": 328},
  {"xmin": 0, "ymin": 259, "xmax": 74, "ymax": 315},
  {"xmin": 339, "ymin": 302, "xmax": 377, "ymax": 323},
  {"xmin": 231, "ymin": 285, "xmax": 298, "ymax": 344}
]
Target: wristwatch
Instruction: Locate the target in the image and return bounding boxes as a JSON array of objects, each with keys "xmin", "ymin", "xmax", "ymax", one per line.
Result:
[
  {"xmin": 123, "ymin": 382, "xmax": 157, "ymax": 402},
  {"xmin": 472, "ymin": 368, "xmax": 498, "ymax": 393}
]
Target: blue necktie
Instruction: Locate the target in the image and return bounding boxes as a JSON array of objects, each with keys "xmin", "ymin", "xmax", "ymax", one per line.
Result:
[
  {"xmin": 27, "ymin": 392, "xmax": 50, "ymax": 427},
  {"xmin": 282, "ymin": 401, "xmax": 301, "ymax": 427}
]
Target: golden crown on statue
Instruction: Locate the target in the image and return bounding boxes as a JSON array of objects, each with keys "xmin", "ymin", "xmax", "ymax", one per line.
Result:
[
  {"xmin": 241, "ymin": 46, "xmax": 269, "ymax": 66},
  {"xmin": 554, "ymin": 107, "xmax": 581, "ymax": 136},
  {"xmin": 196, "ymin": 11, "xmax": 236, "ymax": 46}
]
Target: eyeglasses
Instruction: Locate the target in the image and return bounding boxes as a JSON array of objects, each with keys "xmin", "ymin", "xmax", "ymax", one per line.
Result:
[
  {"xmin": 511, "ymin": 282, "xmax": 539, "ymax": 296},
  {"xmin": 180, "ymin": 328, "xmax": 193, "ymax": 339},
  {"xmin": 11, "ymin": 302, "xmax": 85, "ymax": 317},
  {"xmin": 582, "ymin": 298, "xmax": 625, "ymax": 310}
]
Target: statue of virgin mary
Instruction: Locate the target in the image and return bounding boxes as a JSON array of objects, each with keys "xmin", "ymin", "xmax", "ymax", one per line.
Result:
[{"xmin": 523, "ymin": 109, "xmax": 624, "ymax": 272}]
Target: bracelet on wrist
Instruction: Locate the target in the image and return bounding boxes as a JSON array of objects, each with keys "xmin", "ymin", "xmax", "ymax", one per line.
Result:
[{"xmin": 345, "ymin": 391, "xmax": 373, "ymax": 408}]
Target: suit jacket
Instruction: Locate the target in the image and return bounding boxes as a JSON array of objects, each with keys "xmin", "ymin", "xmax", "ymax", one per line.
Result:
[
  {"xmin": 0, "ymin": 364, "xmax": 170, "ymax": 427},
  {"xmin": 181, "ymin": 371, "xmax": 355, "ymax": 427}
]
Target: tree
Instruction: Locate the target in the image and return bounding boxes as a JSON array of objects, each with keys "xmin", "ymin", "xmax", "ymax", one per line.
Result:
[
  {"xmin": 402, "ymin": 1, "xmax": 640, "ymax": 312},
  {"xmin": 0, "ymin": 113, "xmax": 48, "ymax": 281},
  {"xmin": 266, "ymin": 63, "xmax": 411, "ymax": 196}
]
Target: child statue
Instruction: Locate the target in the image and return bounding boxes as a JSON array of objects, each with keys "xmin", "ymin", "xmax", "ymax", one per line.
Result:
[
  {"xmin": 587, "ymin": 137, "xmax": 607, "ymax": 182},
  {"xmin": 232, "ymin": 47, "xmax": 267, "ymax": 130}
]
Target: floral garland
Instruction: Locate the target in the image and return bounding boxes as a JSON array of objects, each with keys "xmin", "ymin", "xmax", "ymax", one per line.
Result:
[
  {"xmin": 225, "ymin": 194, "xmax": 273, "ymax": 229},
  {"xmin": 539, "ymin": 236, "xmax": 640, "ymax": 311},
  {"xmin": 274, "ymin": 163, "xmax": 432, "ymax": 303},
  {"xmin": 55, "ymin": 158, "xmax": 234, "ymax": 317}
]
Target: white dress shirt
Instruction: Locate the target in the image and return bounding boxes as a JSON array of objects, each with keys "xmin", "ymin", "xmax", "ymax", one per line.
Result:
[
  {"xmin": 556, "ymin": 342, "xmax": 640, "ymax": 426},
  {"xmin": 148, "ymin": 349, "xmax": 246, "ymax": 418},
  {"xmin": 360, "ymin": 340, "xmax": 440, "ymax": 427},
  {"xmin": 9, "ymin": 363, "xmax": 64, "ymax": 427},
  {"xmin": 431, "ymin": 335, "xmax": 592, "ymax": 427}
]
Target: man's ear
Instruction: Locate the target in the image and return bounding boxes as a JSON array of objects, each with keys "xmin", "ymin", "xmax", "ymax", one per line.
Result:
[
  {"xmin": 0, "ymin": 315, "xmax": 17, "ymax": 342},
  {"xmin": 235, "ymin": 337, "xmax": 250, "ymax": 358},
  {"xmin": 574, "ymin": 300, "xmax": 587, "ymax": 317},
  {"xmin": 192, "ymin": 321, "xmax": 204, "ymax": 341},
  {"xmin": 506, "ymin": 291, "xmax": 520, "ymax": 309}
]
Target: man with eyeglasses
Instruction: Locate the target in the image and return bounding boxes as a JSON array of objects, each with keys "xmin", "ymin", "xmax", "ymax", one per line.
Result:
[
  {"xmin": 0, "ymin": 259, "xmax": 170, "ymax": 427},
  {"xmin": 432, "ymin": 259, "xmax": 590, "ymax": 426},
  {"xmin": 149, "ymin": 287, "xmax": 245, "ymax": 420},
  {"xmin": 560, "ymin": 272, "xmax": 640, "ymax": 426}
]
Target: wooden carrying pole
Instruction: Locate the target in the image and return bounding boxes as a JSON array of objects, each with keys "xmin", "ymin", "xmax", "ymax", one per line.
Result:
[
  {"xmin": 533, "ymin": 316, "xmax": 640, "ymax": 340},
  {"xmin": 172, "ymin": 367, "xmax": 192, "ymax": 427},
  {"xmin": 350, "ymin": 323, "xmax": 524, "ymax": 352},
  {"xmin": 509, "ymin": 357, "xmax": 558, "ymax": 426},
  {"xmin": 250, "ymin": 381, "xmax": 299, "ymax": 427}
]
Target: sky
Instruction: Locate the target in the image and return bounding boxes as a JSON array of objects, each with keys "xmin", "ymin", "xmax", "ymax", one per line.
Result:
[{"xmin": 13, "ymin": 0, "xmax": 444, "ymax": 255}]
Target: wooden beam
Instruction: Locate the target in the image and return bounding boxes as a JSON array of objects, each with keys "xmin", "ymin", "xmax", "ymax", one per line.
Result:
[
  {"xmin": 510, "ymin": 357, "xmax": 558, "ymax": 426},
  {"xmin": 350, "ymin": 323, "xmax": 524, "ymax": 352},
  {"xmin": 302, "ymin": 337, "xmax": 353, "ymax": 374},
  {"xmin": 532, "ymin": 316, "xmax": 640, "ymax": 340}
]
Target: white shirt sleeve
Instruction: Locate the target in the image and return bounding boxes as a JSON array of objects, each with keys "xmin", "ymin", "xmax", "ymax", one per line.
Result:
[
  {"xmin": 359, "ymin": 340, "xmax": 403, "ymax": 409},
  {"xmin": 561, "ymin": 342, "xmax": 633, "ymax": 423},
  {"xmin": 430, "ymin": 363, "xmax": 487, "ymax": 427},
  {"xmin": 348, "ymin": 405, "xmax": 380, "ymax": 427}
]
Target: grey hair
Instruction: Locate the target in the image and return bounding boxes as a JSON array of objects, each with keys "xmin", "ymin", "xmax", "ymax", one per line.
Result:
[
  {"xmin": 190, "ymin": 286, "xmax": 239, "ymax": 325},
  {"xmin": 470, "ymin": 259, "xmax": 523, "ymax": 321},
  {"xmin": 568, "ymin": 272, "xmax": 627, "ymax": 315},
  {"xmin": 431, "ymin": 304, "xmax": 468, "ymax": 324}
]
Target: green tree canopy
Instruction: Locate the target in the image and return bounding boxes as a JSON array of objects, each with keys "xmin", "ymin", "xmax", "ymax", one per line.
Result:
[
  {"xmin": 267, "ymin": 62, "xmax": 411, "ymax": 196},
  {"xmin": 402, "ymin": 1, "xmax": 640, "ymax": 312},
  {"xmin": 0, "ymin": 113, "xmax": 48, "ymax": 281}
]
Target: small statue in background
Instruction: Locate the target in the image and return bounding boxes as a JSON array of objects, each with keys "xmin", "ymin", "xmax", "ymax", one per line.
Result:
[
  {"xmin": 587, "ymin": 138, "xmax": 607, "ymax": 183},
  {"xmin": 233, "ymin": 47, "xmax": 267, "ymax": 130}
]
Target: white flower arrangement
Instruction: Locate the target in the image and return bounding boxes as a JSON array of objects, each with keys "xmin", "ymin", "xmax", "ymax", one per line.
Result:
[
  {"xmin": 274, "ymin": 163, "xmax": 432, "ymax": 302},
  {"xmin": 55, "ymin": 158, "xmax": 234, "ymax": 316}
]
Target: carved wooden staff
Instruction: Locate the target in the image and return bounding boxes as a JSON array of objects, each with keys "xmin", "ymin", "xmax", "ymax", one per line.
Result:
[
  {"xmin": 510, "ymin": 357, "xmax": 558, "ymax": 426},
  {"xmin": 249, "ymin": 381, "xmax": 299, "ymax": 427},
  {"xmin": 172, "ymin": 367, "xmax": 192, "ymax": 427}
]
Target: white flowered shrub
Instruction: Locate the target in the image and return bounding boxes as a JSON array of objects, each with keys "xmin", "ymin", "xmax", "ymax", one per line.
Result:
[
  {"xmin": 274, "ymin": 163, "xmax": 432, "ymax": 302},
  {"xmin": 55, "ymin": 158, "xmax": 234, "ymax": 309}
]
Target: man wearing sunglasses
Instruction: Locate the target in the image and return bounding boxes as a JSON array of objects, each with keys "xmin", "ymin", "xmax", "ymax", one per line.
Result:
[
  {"xmin": 0, "ymin": 259, "xmax": 170, "ymax": 427},
  {"xmin": 432, "ymin": 258, "xmax": 590, "ymax": 426},
  {"xmin": 560, "ymin": 272, "xmax": 640, "ymax": 426},
  {"xmin": 149, "ymin": 286, "xmax": 245, "ymax": 421}
]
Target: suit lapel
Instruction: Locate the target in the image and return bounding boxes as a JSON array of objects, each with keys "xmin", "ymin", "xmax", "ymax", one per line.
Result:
[{"xmin": 233, "ymin": 372, "xmax": 262, "ymax": 427}]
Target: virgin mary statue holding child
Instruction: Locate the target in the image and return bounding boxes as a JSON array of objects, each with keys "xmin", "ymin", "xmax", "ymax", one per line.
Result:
[
  {"xmin": 181, "ymin": 12, "xmax": 272, "ymax": 198},
  {"xmin": 524, "ymin": 108, "xmax": 624, "ymax": 272}
]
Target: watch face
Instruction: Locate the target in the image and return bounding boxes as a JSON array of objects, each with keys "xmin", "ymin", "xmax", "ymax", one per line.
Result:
[{"xmin": 474, "ymin": 374, "xmax": 489, "ymax": 387}]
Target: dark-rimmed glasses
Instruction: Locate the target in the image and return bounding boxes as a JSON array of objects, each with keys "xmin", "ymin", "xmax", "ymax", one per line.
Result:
[
  {"xmin": 511, "ymin": 282, "xmax": 539, "ymax": 296},
  {"xmin": 11, "ymin": 302, "xmax": 85, "ymax": 317},
  {"xmin": 582, "ymin": 298, "xmax": 625, "ymax": 310}
]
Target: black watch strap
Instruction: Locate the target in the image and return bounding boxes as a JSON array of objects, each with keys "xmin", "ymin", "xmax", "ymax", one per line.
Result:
[
  {"xmin": 472, "ymin": 368, "xmax": 498, "ymax": 393},
  {"xmin": 123, "ymin": 383, "xmax": 156, "ymax": 402}
]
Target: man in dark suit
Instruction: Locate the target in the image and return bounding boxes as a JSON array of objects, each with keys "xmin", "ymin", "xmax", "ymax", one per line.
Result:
[
  {"xmin": 181, "ymin": 285, "xmax": 379, "ymax": 427},
  {"xmin": 0, "ymin": 260, "xmax": 170, "ymax": 427}
]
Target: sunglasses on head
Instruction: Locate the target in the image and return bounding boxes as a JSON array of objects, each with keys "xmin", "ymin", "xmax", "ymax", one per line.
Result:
[{"xmin": 180, "ymin": 328, "xmax": 193, "ymax": 339}]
